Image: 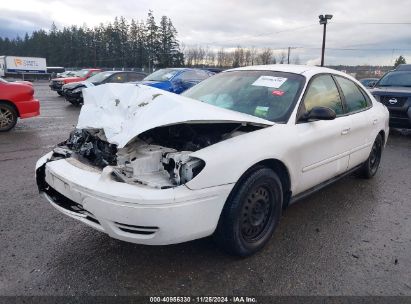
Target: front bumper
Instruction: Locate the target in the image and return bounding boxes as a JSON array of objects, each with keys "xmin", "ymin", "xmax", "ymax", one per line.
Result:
[
  {"xmin": 36, "ymin": 153, "xmax": 233, "ymax": 245},
  {"xmin": 388, "ymin": 107, "xmax": 411, "ymax": 129},
  {"xmin": 15, "ymin": 98, "xmax": 40, "ymax": 119},
  {"xmin": 64, "ymin": 91, "xmax": 83, "ymax": 104}
]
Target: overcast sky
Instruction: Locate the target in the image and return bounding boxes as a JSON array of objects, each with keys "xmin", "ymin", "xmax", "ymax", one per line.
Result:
[{"xmin": 1, "ymin": 0, "xmax": 411, "ymax": 65}]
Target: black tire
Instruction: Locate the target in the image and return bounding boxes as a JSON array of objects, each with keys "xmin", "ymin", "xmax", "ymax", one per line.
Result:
[
  {"xmin": 0, "ymin": 102, "xmax": 18, "ymax": 132},
  {"xmin": 214, "ymin": 167, "xmax": 283, "ymax": 257},
  {"xmin": 68, "ymin": 99, "xmax": 81, "ymax": 107},
  {"xmin": 360, "ymin": 134, "xmax": 383, "ymax": 179},
  {"xmin": 57, "ymin": 91, "xmax": 64, "ymax": 96}
]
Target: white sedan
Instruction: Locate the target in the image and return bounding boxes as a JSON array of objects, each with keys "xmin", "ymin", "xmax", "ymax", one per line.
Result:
[{"xmin": 36, "ymin": 65, "xmax": 389, "ymax": 256}]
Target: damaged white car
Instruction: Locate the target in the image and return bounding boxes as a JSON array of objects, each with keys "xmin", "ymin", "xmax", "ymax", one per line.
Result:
[{"xmin": 36, "ymin": 65, "xmax": 389, "ymax": 256}]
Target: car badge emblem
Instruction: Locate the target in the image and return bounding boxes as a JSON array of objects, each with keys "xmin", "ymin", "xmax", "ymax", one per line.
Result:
[{"xmin": 388, "ymin": 98, "xmax": 398, "ymax": 105}]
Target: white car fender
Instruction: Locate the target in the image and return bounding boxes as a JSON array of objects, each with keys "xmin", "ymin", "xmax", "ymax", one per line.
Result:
[{"xmin": 187, "ymin": 124, "xmax": 297, "ymax": 191}]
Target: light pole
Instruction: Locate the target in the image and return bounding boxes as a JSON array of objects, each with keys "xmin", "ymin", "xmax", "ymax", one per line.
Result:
[{"xmin": 319, "ymin": 14, "xmax": 333, "ymax": 67}]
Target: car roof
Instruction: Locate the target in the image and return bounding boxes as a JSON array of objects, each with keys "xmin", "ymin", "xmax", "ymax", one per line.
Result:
[
  {"xmin": 104, "ymin": 71, "xmax": 145, "ymax": 74},
  {"xmin": 395, "ymin": 64, "xmax": 411, "ymax": 71},
  {"xmin": 227, "ymin": 64, "xmax": 351, "ymax": 78},
  {"xmin": 159, "ymin": 68, "xmax": 206, "ymax": 72}
]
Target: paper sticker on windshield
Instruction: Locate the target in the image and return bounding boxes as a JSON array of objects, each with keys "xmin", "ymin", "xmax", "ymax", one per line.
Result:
[
  {"xmin": 255, "ymin": 106, "xmax": 269, "ymax": 118},
  {"xmin": 252, "ymin": 76, "xmax": 287, "ymax": 88}
]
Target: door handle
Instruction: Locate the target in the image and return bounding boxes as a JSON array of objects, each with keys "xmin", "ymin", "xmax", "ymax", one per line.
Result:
[
  {"xmin": 341, "ymin": 128, "xmax": 351, "ymax": 135},
  {"xmin": 373, "ymin": 119, "xmax": 378, "ymax": 125}
]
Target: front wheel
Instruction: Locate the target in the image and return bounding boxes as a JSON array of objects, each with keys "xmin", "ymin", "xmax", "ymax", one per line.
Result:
[
  {"xmin": 360, "ymin": 134, "xmax": 383, "ymax": 179},
  {"xmin": 57, "ymin": 91, "xmax": 64, "ymax": 96},
  {"xmin": 214, "ymin": 168, "xmax": 283, "ymax": 256},
  {"xmin": 67, "ymin": 99, "xmax": 82, "ymax": 107},
  {"xmin": 0, "ymin": 103, "xmax": 18, "ymax": 132}
]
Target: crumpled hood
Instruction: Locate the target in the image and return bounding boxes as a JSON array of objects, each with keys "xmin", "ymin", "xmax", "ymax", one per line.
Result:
[{"xmin": 77, "ymin": 83, "xmax": 274, "ymax": 148}]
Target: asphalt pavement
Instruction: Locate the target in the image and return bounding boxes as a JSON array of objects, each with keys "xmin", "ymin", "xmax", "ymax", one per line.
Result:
[{"xmin": 0, "ymin": 82, "xmax": 410, "ymax": 296}]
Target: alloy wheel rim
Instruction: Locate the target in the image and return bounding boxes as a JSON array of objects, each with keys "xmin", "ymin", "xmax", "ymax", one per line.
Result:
[
  {"xmin": 0, "ymin": 108, "xmax": 14, "ymax": 129},
  {"xmin": 241, "ymin": 185, "xmax": 273, "ymax": 242}
]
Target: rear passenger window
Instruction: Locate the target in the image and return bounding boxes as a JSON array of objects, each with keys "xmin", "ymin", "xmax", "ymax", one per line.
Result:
[
  {"xmin": 335, "ymin": 76, "xmax": 370, "ymax": 112},
  {"xmin": 303, "ymin": 75, "xmax": 344, "ymax": 115}
]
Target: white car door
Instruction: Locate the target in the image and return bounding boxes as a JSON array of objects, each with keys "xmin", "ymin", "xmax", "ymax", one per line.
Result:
[
  {"xmin": 333, "ymin": 75, "xmax": 375, "ymax": 169},
  {"xmin": 294, "ymin": 74, "xmax": 351, "ymax": 194}
]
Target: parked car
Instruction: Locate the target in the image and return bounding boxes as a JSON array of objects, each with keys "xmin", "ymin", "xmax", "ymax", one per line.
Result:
[
  {"xmin": 140, "ymin": 68, "xmax": 212, "ymax": 94},
  {"xmin": 359, "ymin": 78, "xmax": 379, "ymax": 88},
  {"xmin": 47, "ymin": 66, "xmax": 65, "ymax": 78},
  {"xmin": 57, "ymin": 71, "xmax": 76, "ymax": 78},
  {"xmin": 36, "ymin": 65, "xmax": 388, "ymax": 256},
  {"xmin": 49, "ymin": 68, "xmax": 102, "ymax": 95},
  {"xmin": 369, "ymin": 69, "xmax": 411, "ymax": 129},
  {"xmin": 202, "ymin": 67, "xmax": 224, "ymax": 74},
  {"xmin": 0, "ymin": 77, "xmax": 40, "ymax": 131},
  {"xmin": 395, "ymin": 64, "xmax": 411, "ymax": 71},
  {"xmin": 62, "ymin": 71, "xmax": 147, "ymax": 106}
]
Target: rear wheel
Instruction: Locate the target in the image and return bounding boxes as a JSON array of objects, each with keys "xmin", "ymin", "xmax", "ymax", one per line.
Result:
[
  {"xmin": 215, "ymin": 167, "xmax": 283, "ymax": 256},
  {"xmin": 0, "ymin": 102, "xmax": 18, "ymax": 132},
  {"xmin": 360, "ymin": 134, "xmax": 383, "ymax": 178}
]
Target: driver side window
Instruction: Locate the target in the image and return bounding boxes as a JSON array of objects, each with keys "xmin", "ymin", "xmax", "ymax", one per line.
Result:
[
  {"xmin": 303, "ymin": 75, "xmax": 343, "ymax": 115},
  {"xmin": 107, "ymin": 73, "xmax": 127, "ymax": 83}
]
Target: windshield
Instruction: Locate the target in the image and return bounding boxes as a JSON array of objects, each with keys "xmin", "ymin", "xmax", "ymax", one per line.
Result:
[
  {"xmin": 376, "ymin": 71, "xmax": 411, "ymax": 87},
  {"xmin": 182, "ymin": 70, "xmax": 305, "ymax": 123},
  {"xmin": 75, "ymin": 70, "xmax": 91, "ymax": 77},
  {"xmin": 144, "ymin": 69, "xmax": 179, "ymax": 81},
  {"xmin": 60, "ymin": 71, "xmax": 76, "ymax": 77},
  {"xmin": 86, "ymin": 71, "xmax": 113, "ymax": 83}
]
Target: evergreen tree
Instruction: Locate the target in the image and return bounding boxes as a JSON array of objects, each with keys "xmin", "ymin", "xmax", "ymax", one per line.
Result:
[
  {"xmin": 0, "ymin": 12, "xmax": 184, "ymax": 69},
  {"xmin": 394, "ymin": 55, "xmax": 406, "ymax": 68},
  {"xmin": 145, "ymin": 10, "xmax": 160, "ymax": 71}
]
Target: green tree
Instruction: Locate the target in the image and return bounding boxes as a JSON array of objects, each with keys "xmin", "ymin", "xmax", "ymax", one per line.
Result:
[
  {"xmin": 157, "ymin": 16, "xmax": 183, "ymax": 67},
  {"xmin": 0, "ymin": 12, "xmax": 183, "ymax": 69},
  {"xmin": 394, "ymin": 55, "xmax": 406, "ymax": 68},
  {"xmin": 145, "ymin": 10, "xmax": 160, "ymax": 72}
]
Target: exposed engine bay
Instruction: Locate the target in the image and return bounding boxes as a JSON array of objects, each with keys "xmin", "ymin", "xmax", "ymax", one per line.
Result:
[{"xmin": 54, "ymin": 123, "xmax": 264, "ymax": 188}]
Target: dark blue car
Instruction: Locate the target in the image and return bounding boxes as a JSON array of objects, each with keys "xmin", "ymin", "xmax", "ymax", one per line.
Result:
[{"xmin": 140, "ymin": 68, "xmax": 212, "ymax": 94}]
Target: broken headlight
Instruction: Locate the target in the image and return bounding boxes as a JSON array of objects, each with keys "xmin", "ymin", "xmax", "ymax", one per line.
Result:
[
  {"xmin": 112, "ymin": 146, "xmax": 205, "ymax": 188},
  {"xmin": 162, "ymin": 152, "xmax": 205, "ymax": 186}
]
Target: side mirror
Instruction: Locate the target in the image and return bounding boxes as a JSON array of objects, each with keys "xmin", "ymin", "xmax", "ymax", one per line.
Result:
[{"xmin": 302, "ymin": 106, "xmax": 336, "ymax": 121}]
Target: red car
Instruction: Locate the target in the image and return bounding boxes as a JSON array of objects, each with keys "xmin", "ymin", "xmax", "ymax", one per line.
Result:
[
  {"xmin": 0, "ymin": 78, "xmax": 40, "ymax": 131},
  {"xmin": 49, "ymin": 68, "xmax": 102, "ymax": 95}
]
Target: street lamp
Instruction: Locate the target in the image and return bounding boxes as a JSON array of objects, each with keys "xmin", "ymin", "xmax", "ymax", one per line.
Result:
[{"xmin": 319, "ymin": 14, "xmax": 333, "ymax": 67}]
